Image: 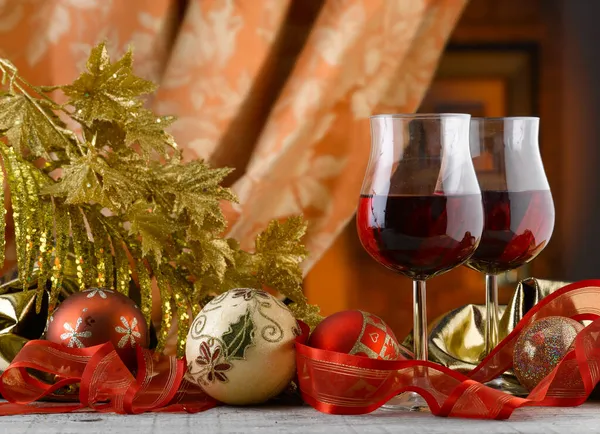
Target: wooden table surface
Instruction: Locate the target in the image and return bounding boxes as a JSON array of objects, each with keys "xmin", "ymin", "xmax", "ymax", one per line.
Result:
[{"xmin": 0, "ymin": 404, "xmax": 599, "ymax": 433}]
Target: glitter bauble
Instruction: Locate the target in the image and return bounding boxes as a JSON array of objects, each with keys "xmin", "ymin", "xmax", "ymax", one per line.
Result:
[
  {"xmin": 308, "ymin": 310, "xmax": 404, "ymax": 360},
  {"xmin": 513, "ymin": 316, "xmax": 584, "ymax": 391},
  {"xmin": 186, "ymin": 288, "xmax": 299, "ymax": 405},
  {"xmin": 46, "ymin": 288, "xmax": 149, "ymax": 369}
]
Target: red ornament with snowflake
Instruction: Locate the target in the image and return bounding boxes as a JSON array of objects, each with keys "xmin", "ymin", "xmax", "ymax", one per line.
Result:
[
  {"xmin": 307, "ymin": 310, "xmax": 406, "ymax": 360},
  {"xmin": 45, "ymin": 287, "xmax": 149, "ymax": 370}
]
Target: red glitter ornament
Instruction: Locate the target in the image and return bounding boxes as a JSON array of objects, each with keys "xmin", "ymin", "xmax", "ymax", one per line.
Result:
[
  {"xmin": 46, "ymin": 288, "xmax": 149, "ymax": 369},
  {"xmin": 308, "ymin": 310, "xmax": 404, "ymax": 360}
]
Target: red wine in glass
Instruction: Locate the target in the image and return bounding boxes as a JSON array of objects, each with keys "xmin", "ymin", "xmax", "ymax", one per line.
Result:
[
  {"xmin": 360, "ymin": 113, "xmax": 482, "ymax": 411},
  {"xmin": 469, "ymin": 117, "xmax": 555, "ymax": 395},
  {"xmin": 466, "ymin": 190, "xmax": 555, "ymax": 274},
  {"xmin": 357, "ymin": 194, "xmax": 483, "ymax": 280}
]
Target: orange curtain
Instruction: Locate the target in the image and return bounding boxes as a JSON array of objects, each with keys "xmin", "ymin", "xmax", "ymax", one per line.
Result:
[{"xmin": 0, "ymin": 0, "xmax": 467, "ymax": 271}]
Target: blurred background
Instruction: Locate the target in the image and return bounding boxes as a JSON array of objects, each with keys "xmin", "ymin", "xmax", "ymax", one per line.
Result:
[
  {"xmin": 0, "ymin": 0, "xmax": 597, "ymax": 340},
  {"xmin": 305, "ymin": 0, "xmax": 599, "ymax": 337}
]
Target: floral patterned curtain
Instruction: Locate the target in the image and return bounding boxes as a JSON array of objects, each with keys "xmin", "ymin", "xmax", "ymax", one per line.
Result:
[{"xmin": 0, "ymin": 0, "xmax": 467, "ymax": 272}]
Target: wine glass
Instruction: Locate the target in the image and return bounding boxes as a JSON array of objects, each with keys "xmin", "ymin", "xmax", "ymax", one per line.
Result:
[
  {"xmin": 357, "ymin": 113, "xmax": 484, "ymax": 411},
  {"xmin": 467, "ymin": 117, "xmax": 555, "ymax": 391}
]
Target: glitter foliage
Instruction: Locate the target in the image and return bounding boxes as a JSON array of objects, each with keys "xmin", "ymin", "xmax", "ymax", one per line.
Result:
[{"xmin": 0, "ymin": 43, "xmax": 321, "ymax": 356}]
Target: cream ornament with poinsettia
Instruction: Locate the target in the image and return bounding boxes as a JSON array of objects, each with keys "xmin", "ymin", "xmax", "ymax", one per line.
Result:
[{"xmin": 185, "ymin": 288, "xmax": 300, "ymax": 405}]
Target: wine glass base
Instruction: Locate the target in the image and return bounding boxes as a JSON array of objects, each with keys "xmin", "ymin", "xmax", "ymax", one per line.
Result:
[
  {"xmin": 381, "ymin": 392, "xmax": 430, "ymax": 412},
  {"xmin": 484, "ymin": 377, "xmax": 528, "ymax": 396}
]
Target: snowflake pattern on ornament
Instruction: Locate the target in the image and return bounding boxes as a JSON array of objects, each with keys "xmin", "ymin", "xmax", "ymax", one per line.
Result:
[
  {"xmin": 60, "ymin": 317, "xmax": 92, "ymax": 348},
  {"xmin": 83, "ymin": 288, "xmax": 113, "ymax": 299},
  {"xmin": 115, "ymin": 317, "xmax": 142, "ymax": 348}
]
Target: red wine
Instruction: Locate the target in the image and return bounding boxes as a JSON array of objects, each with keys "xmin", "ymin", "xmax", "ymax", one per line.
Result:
[
  {"xmin": 357, "ymin": 194, "xmax": 483, "ymax": 280},
  {"xmin": 466, "ymin": 190, "xmax": 554, "ymax": 274}
]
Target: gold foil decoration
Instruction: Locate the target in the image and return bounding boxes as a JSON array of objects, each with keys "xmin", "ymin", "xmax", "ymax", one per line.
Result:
[
  {"xmin": 0, "ymin": 267, "xmax": 79, "ymax": 372},
  {"xmin": 424, "ymin": 278, "xmax": 573, "ymax": 382}
]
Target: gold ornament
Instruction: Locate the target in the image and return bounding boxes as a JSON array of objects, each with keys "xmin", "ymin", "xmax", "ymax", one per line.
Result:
[{"xmin": 0, "ymin": 43, "xmax": 322, "ymax": 357}]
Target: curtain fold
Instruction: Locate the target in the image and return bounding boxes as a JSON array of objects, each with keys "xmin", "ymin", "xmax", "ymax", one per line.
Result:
[{"xmin": 0, "ymin": 0, "xmax": 467, "ymax": 273}]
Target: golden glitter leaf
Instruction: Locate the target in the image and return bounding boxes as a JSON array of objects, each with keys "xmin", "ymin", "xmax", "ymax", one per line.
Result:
[
  {"xmin": 41, "ymin": 153, "xmax": 108, "ymax": 207},
  {"xmin": 124, "ymin": 109, "xmax": 177, "ymax": 160},
  {"xmin": 190, "ymin": 232, "xmax": 235, "ymax": 282},
  {"xmin": 254, "ymin": 217, "xmax": 322, "ymax": 325},
  {"xmin": 155, "ymin": 160, "xmax": 236, "ymax": 233},
  {"xmin": 43, "ymin": 149, "xmax": 149, "ymax": 212},
  {"xmin": 0, "ymin": 93, "xmax": 66, "ymax": 159},
  {"xmin": 288, "ymin": 303, "xmax": 323, "ymax": 329},
  {"xmin": 127, "ymin": 201, "xmax": 178, "ymax": 264},
  {"xmin": 0, "ymin": 42, "xmax": 316, "ymax": 356},
  {"xmin": 63, "ymin": 43, "xmax": 156, "ymax": 124},
  {"xmin": 82, "ymin": 120, "xmax": 126, "ymax": 150},
  {"xmin": 199, "ymin": 241, "xmax": 259, "ymax": 298}
]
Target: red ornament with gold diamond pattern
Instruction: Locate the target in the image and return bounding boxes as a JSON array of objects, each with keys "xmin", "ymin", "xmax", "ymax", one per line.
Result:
[
  {"xmin": 45, "ymin": 288, "xmax": 149, "ymax": 370},
  {"xmin": 307, "ymin": 310, "xmax": 406, "ymax": 360}
]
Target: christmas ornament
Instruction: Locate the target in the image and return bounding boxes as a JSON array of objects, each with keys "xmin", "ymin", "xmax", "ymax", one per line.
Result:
[
  {"xmin": 0, "ymin": 42, "xmax": 320, "ymax": 357},
  {"xmin": 186, "ymin": 288, "xmax": 300, "ymax": 405},
  {"xmin": 46, "ymin": 288, "xmax": 148, "ymax": 369},
  {"xmin": 308, "ymin": 310, "xmax": 403, "ymax": 360},
  {"xmin": 513, "ymin": 315, "xmax": 584, "ymax": 391}
]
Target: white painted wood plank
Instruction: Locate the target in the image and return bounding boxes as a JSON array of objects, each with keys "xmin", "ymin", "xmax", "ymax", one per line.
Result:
[{"xmin": 0, "ymin": 403, "xmax": 599, "ymax": 433}]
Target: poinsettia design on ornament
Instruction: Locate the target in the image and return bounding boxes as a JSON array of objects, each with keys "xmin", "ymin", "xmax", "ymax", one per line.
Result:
[
  {"xmin": 83, "ymin": 288, "xmax": 113, "ymax": 299},
  {"xmin": 115, "ymin": 317, "xmax": 142, "ymax": 348},
  {"xmin": 60, "ymin": 317, "xmax": 92, "ymax": 348},
  {"xmin": 193, "ymin": 341, "xmax": 232, "ymax": 383},
  {"xmin": 231, "ymin": 288, "xmax": 270, "ymax": 301}
]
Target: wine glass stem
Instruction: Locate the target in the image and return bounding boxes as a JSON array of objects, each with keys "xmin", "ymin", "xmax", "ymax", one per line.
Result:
[
  {"xmin": 484, "ymin": 274, "xmax": 499, "ymax": 355},
  {"xmin": 413, "ymin": 280, "xmax": 428, "ymax": 361}
]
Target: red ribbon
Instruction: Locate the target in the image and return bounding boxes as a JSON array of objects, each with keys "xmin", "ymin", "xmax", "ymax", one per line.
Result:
[
  {"xmin": 0, "ymin": 340, "xmax": 217, "ymax": 415},
  {"xmin": 296, "ymin": 280, "xmax": 600, "ymax": 418},
  {"xmin": 2, "ymin": 280, "xmax": 600, "ymax": 418}
]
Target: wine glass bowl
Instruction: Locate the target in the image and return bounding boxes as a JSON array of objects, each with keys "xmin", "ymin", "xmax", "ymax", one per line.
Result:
[
  {"xmin": 464, "ymin": 190, "xmax": 554, "ymax": 275},
  {"xmin": 356, "ymin": 113, "xmax": 484, "ymax": 410},
  {"xmin": 357, "ymin": 194, "xmax": 483, "ymax": 279}
]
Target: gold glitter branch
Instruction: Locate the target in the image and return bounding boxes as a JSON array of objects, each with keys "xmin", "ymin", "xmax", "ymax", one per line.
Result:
[{"xmin": 0, "ymin": 42, "xmax": 321, "ymax": 356}]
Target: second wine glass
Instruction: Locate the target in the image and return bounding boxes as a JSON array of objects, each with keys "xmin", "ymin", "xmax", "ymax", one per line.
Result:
[
  {"xmin": 357, "ymin": 113, "xmax": 483, "ymax": 410},
  {"xmin": 467, "ymin": 117, "xmax": 555, "ymax": 390}
]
